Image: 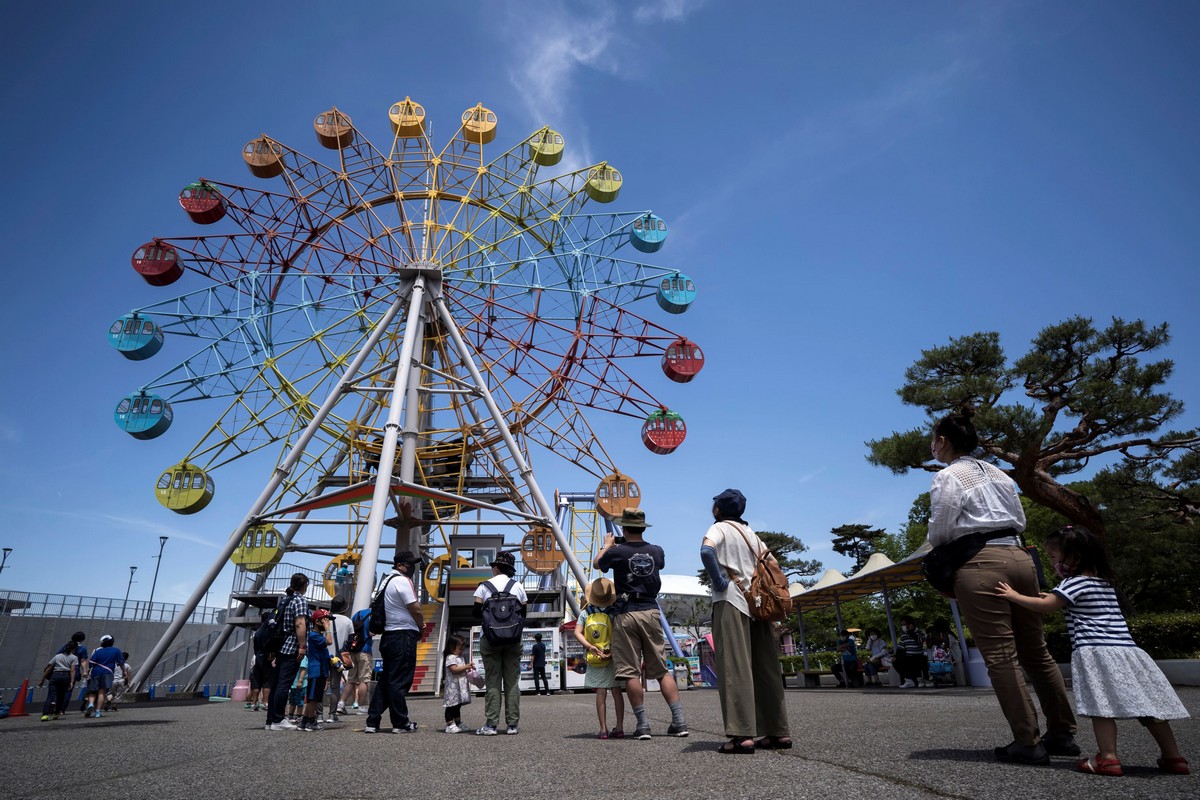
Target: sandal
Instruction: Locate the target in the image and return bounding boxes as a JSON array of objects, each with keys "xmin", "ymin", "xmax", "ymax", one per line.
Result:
[
  {"xmin": 754, "ymin": 736, "xmax": 794, "ymax": 750},
  {"xmin": 717, "ymin": 738, "xmax": 756, "ymax": 755},
  {"xmin": 1157, "ymin": 756, "xmax": 1189, "ymax": 775},
  {"xmin": 597, "ymin": 731, "xmax": 609, "ymax": 740},
  {"xmin": 1077, "ymin": 755, "xmax": 1123, "ymax": 777}
]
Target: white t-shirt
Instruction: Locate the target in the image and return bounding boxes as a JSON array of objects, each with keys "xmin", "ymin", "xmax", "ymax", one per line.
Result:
[
  {"xmin": 381, "ymin": 570, "xmax": 420, "ymax": 632},
  {"xmin": 704, "ymin": 520, "xmax": 766, "ymax": 618},
  {"xmin": 329, "ymin": 613, "xmax": 353, "ymax": 652},
  {"xmin": 473, "ymin": 574, "xmax": 529, "ymax": 605}
]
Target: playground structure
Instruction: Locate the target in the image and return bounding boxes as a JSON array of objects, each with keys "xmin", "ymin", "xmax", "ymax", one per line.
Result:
[{"xmin": 109, "ymin": 98, "xmax": 705, "ymax": 689}]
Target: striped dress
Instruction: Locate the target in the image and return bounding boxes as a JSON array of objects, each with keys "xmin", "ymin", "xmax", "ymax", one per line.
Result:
[{"xmin": 1053, "ymin": 576, "xmax": 1188, "ymax": 720}]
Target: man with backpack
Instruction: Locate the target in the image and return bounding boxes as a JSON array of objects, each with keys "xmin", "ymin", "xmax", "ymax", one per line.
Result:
[
  {"xmin": 595, "ymin": 508, "xmax": 688, "ymax": 741},
  {"xmin": 363, "ymin": 550, "xmax": 424, "ymax": 734},
  {"xmin": 266, "ymin": 573, "xmax": 310, "ymax": 731},
  {"xmin": 473, "ymin": 550, "xmax": 527, "ymax": 735}
]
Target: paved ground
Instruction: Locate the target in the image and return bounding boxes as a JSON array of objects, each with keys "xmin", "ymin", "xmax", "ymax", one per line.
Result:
[{"xmin": 1, "ymin": 685, "xmax": 1196, "ymax": 799}]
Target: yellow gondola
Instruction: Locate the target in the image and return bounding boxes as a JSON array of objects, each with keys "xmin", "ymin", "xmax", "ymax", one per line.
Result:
[
  {"xmin": 423, "ymin": 553, "xmax": 471, "ymax": 602},
  {"xmin": 323, "ymin": 551, "xmax": 360, "ymax": 599},
  {"xmin": 154, "ymin": 461, "xmax": 214, "ymax": 514},
  {"xmin": 231, "ymin": 525, "xmax": 284, "ymax": 573}
]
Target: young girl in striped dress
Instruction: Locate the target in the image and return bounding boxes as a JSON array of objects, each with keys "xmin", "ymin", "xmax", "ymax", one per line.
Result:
[{"xmin": 997, "ymin": 525, "xmax": 1189, "ymax": 776}]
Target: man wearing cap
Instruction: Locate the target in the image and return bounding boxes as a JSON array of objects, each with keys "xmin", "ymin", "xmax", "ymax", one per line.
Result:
[
  {"xmin": 84, "ymin": 634, "xmax": 125, "ymax": 718},
  {"xmin": 701, "ymin": 488, "xmax": 792, "ymax": 754},
  {"xmin": 594, "ymin": 508, "xmax": 689, "ymax": 740},
  {"xmin": 364, "ymin": 550, "xmax": 424, "ymax": 734},
  {"xmin": 472, "ymin": 551, "xmax": 528, "ymax": 735}
]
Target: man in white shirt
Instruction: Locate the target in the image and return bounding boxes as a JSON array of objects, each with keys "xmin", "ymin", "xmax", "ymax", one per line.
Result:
[
  {"xmin": 363, "ymin": 550, "xmax": 425, "ymax": 734},
  {"xmin": 472, "ymin": 551, "xmax": 528, "ymax": 735}
]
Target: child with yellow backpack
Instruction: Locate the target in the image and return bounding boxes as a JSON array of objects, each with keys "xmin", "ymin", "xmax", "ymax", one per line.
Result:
[{"xmin": 574, "ymin": 578, "xmax": 625, "ymax": 739}]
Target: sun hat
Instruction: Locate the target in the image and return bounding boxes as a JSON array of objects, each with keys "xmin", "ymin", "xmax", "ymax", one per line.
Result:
[
  {"xmin": 616, "ymin": 508, "xmax": 651, "ymax": 528},
  {"xmin": 490, "ymin": 551, "xmax": 517, "ymax": 569},
  {"xmin": 587, "ymin": 578, "xmax": 617, "ymax": 608}
]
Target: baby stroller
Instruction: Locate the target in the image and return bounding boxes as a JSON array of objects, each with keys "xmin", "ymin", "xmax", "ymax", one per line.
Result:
[{"xmin": 927, "ymin": 646, "xmax": 956, "ymax": 687}]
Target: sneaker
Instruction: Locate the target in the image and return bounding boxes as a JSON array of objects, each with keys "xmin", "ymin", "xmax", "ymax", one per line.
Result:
[
  {"xmin": 351, "ymin": 703, "xmax": 361, "ymax": 712},
  {"xmin": 273, "ymin": 719, "xmax": 298, "ymax": 731},
  {"xmin": 610, "ymin": 727, "xmax": 625, "ymax": 739},
  {"xmin": 635, "ymin": 725, "xmax": 652, "ymax": 740},
  {"xmin": 900, "ymin": 680, "xmax": 917, "ymax": 688},
  {"xmin": 1042, "ymin": 731, "xmax": 1082, "ymax": 757},
  {"xmin": 505, "ymin": 725, "xmax": 519, "ymax": 735},
  {"xmin": 51, "ymin": 714, "xmax": 59, "ymax": 720},
  {"xmin": 476, "ymin": 725, "xmax": 499, "ymax": 736},
  {"xmin": 392, "ymin": 722, "xmax": 417, "ymax": 733},
  {"xmin": 363, "ymin": 726, "xmax": 378, "ymax": 734},
  {"xmin": 243, "ymin": 702, "xmax": 253, "ymax": 710},
  {"xmin": 445, "ymin": 723, "xmax": 462, "ymax": 734},
  {"xmin": 667, "ymin": 722, "xmax": 689, "ymax": 737},
  {"xmin": 41, "ymin": 715, "xmax": 50, "ymax": 722},
  {"xmin": 94, "ymin": 711, "xmax": 103, "ymax": 718},
  {"xmin": 307, "ymin": 722, "xmax": 325, "ymax": 732},
  {"xmin": 994, "ymin": 741, "xmax": 1050, "ymax": 766},
  {"xmin": 598, "ymin": 731, "xmax": 610, "ymax": 740},
  {"xmin": 337, "ymin": 702, "xmax": 347, "ymax": 714}
]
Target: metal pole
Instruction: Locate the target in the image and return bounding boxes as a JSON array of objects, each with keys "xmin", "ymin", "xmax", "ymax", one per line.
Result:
[
  {"xmin": 798, "ymin": 613, "xmax": 809, "ymax": 671},
  {"xmin": 0, "ymin": 547, "xmax": 11, "ymax": 578},
  {"xmin": 131, "ymin": 287, "xmax": 411, "ymax": 690},
  {"xmin": 352, "ymin": 274, "xmax": 428, "ymax": 614},
  {"xmin": 122, "ymin": 566, "xmax": 137, "ymax": 619},
  {"xmin": 146, "ymin": 537, "xmax": 169, "ymax": 620},
  {"xmin": 433, "ymin": 292, "xmax": 584, "ymax": 616}
]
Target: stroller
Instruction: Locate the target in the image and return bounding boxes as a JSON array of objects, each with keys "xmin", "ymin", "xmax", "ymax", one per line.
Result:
[{"xmin": 927, "ymin": 646, "xmax": 956, "ymax": 687}]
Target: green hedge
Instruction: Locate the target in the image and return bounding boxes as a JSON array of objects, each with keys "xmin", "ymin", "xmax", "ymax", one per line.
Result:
[
  {"xmin": 1045, "ymin": 612, "xmax": 1200, "ymax": 662},
  {"xmin": 779, "ymin": 651, "xmax": 873, "ymax": 673}
]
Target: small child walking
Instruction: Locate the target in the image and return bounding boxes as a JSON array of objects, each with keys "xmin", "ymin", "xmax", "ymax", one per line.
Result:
[
  {"xmin": 573, "ymin": 578, "xmax": 625, "ymax": 739},
  {"xmin": 997, "ymin": 525, "xmax": 1189, "ymax": 776},
  {"xmin": 299, "ymin": 609, "xmax": 333, "ymax": 732},
  {"xmin": 442, "ymin": 634, "xmax": 473, "ymax": 733}
]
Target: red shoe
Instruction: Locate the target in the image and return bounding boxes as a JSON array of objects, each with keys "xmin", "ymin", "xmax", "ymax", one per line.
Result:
[
  {"xmin": 1157, "ymin": 756, "xmax": 1189, "ymax": 775},
  {"xmin": 1077, "ymin": 755, "xmax": 1123, "ymax": 776}
]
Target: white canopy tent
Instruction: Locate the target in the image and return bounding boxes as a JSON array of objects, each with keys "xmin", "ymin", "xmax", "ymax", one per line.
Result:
[{"xmin": 787, "ymin": 543, "xmax": 972, "ymax": 682}]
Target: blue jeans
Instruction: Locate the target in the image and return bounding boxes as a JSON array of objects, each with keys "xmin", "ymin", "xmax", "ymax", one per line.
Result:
[
  {"xmin": 267, "ymin": 654, "xmax": 299, "ymax": 724},
  {"xmin": 366, "ymin": 630, "xmax": 419, "ymax": 729}
]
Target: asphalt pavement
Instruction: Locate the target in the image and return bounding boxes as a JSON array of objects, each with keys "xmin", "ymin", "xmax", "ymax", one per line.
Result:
[{"xmin": 0, "ymin": 685, "xmax": 1196, "ymax": 799}]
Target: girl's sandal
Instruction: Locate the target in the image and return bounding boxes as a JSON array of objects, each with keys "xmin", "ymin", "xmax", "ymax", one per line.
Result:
[
  {"xmin": 718, "ymin": 738, "xmax": 756, "ymax": 755},
  {"xmin": 754, "ymin": 736, "xmax": 794, "ymax": 750},
  {"xmin": 1157, "ymin": 757, "xmax": 1189, "ymax": 775},
  {"xmin": 598, "ymin": 731, "xmax": 609, "ymax": 740},
  {"xmin": 1077, "ymin": 756, "xmax": 1123, "ymax": 777}
]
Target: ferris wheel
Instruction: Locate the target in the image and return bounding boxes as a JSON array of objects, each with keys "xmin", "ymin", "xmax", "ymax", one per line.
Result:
[{"xmin": 110, "ymin": 98, "xmax": 705, "ymax": 684}]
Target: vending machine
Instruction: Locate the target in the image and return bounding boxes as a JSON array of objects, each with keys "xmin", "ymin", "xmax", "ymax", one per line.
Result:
[
  {"xmin": 469, "ymin": 626, "xmax": 562, "ymax": 693},
  {"xmin": 561, "ymin": 623, "xmax": 588, "ymax": 690}
]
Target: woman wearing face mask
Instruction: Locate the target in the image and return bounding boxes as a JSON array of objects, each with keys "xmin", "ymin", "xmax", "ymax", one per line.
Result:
[{"xmin": 927, "ymin": 406, "xmax": 1078, "ymax": 766}]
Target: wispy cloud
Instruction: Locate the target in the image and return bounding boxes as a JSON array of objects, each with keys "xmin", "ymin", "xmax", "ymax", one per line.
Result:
[
  {"xmin": 22, "ymin": 506, "xmax": 222, "ymax": 549},
  {"xmin": 796, "ymin": 467, "xmax": 825, "ymax": 485},
  {"xmin": 500, "ymin": 0, "xmax": 702, "ymax": 174}
]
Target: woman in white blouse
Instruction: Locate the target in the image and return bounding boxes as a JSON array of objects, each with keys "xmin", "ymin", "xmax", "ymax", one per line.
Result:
[{"xmin": 928, "ymin": 406, "xmax": 1077, "ymax": 766}]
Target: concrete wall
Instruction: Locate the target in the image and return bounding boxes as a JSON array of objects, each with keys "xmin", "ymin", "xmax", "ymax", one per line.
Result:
[{"xmin": 0, "ymin": 616, "xmax": 250, "ymax": 698}]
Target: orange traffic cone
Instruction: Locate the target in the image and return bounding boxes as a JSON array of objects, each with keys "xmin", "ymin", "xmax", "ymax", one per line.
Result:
[{"xmin": 7, "ymin": 679, "xmax": 30, "ymax": 717}]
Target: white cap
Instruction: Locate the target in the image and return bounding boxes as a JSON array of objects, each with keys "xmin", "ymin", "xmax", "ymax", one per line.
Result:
[{"xmin": 100, "ymin": 634, "xmax": 114, "ymax": 644}]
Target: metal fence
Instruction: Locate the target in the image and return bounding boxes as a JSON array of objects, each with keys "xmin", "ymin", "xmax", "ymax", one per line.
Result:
[
  {"xmin": 232, "ymin": 562, "xmax": 345, "ymax": 605},
  {"xmin": 0, "ymin": 589, "xmax": 226, "ymax": 625}
]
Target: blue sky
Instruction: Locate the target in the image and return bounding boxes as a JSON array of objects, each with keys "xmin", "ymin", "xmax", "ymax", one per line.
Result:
[{"xmin": 1, "ymin": 1, "xmax": 1197, "ymax": 607}]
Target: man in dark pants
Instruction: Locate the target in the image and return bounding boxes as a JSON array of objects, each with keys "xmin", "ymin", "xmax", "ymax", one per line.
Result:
[
  {"xmin": 266, "ymin": 573, "xmax": 310, "ymax": 731},
  {"xmin": 531, "ymin": 633, "xmax": 550, "ymax": 695},
  {"xmin": 364, "ymin": 550, "xmax": 425, "ymax": 734}
]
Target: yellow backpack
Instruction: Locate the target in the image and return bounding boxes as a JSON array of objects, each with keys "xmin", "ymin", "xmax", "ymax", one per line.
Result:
[{"xmin": 583, "ymin": 608, "xmax": 612, "ymax": 665}]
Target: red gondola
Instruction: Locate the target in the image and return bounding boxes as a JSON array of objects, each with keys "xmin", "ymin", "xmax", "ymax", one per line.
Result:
[
  {"xmin": 641, "ymin": 410, "xmax": 687, "ymax": 455},
  {"xmin": 179, "ymin": 182, "xmax": 226, "ymax": 225},
  {"xmin": 661, "ymin": 337, "xmax": 704, "ymax": 383},
  {"xmin": 131, "ymin": 241, "xmax": 183, "ymax": 286}
]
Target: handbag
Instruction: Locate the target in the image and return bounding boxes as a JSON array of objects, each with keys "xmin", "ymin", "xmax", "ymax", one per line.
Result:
[{"xmin": 922, "ymin": 528, "xmax": 1019, "ymax": 596}]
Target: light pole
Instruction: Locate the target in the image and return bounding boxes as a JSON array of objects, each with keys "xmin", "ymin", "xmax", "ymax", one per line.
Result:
[
  {"xmin": 146, "ymin": 537, "xmax": 169, "ymax": 621},
  {"xmin": 123, "ymin": 566, "xmax": 138, "ymax": 619},
  {"xmin": 0, "ymin": 547, "xmax": 11, "ymax": 578}
]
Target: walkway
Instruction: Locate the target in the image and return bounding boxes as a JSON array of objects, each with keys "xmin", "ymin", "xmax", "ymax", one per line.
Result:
[{"xmin": 1, "ymin": 686, "xmax": 1195, "ymax": 798}]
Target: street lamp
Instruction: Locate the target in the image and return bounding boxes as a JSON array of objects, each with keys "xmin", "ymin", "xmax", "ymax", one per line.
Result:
[
  {"xmin": 146, "ymin": 536, "xmax": 169, "ymax": 620},
  {"xmin": 0, "ymin": 547, "xmax": 11, "ymax": 578},
  {"xmin": 123, "ymin": 566, "xmax": 138, "ymax": 619}
]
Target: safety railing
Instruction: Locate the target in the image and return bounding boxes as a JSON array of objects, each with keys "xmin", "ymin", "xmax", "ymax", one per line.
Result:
[
  {"xmin": 142, "ymin": 627, "xmax": 247, "ymax": 687},
  {"xmin": 231, "ymin": 563, "xmax": 332, "ymax": 605},
  {"xmin": 0, "ymin": 589, "xmax": 225, "ymax": 624}
]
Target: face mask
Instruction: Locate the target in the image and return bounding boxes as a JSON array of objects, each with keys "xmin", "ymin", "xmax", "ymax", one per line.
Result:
[
  {"xmin": 868, "ymin": 634, "xmax": 877, "ymax": 641},
  {"xmin": 930, "ymin": 441, "xmax": 939, "ymax": 460},
  {"xmin": 1052, "ymin": 560, "xmax": 1070, "ymax": 578}
]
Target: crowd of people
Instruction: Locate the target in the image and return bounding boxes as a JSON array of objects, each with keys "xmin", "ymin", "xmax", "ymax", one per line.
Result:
[{"xmin": 37, "ymin": 631, "xmax": 133, "ymax": 721}]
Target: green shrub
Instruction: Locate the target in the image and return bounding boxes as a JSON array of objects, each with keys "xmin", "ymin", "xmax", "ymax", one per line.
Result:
[{"xmin": 1045, "ymin": 611, "xmax": 1200, "ymax": 661}]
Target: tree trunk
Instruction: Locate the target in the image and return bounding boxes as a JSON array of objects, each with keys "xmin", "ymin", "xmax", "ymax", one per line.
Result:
[{"xmin": 1014, "ymin": 469, "xmax": 1107, "ymax": 541}]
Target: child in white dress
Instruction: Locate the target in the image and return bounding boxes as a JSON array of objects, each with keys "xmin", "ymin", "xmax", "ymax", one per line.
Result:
[
  {"xmin": 441, "ymin": 634, "xmax": 472, "ymax": 733},
  {"xmin": 997, "ymin": 525, "xmax": 1189, "ymax": 776}
]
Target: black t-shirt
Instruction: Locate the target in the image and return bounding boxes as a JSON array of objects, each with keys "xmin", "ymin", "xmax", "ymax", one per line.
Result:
[
  {"xmin": 596, "ymin": 541, "xmax": 665, "ymax": 611},
  {"xmin": 531, "ymin": 641, "xmax": 546, "ymax": 667}
]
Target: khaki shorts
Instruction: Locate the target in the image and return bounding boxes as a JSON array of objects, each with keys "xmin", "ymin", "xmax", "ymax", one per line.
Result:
[
  {"xmin": 346, "ymin": 652, "xmax": 373, "ymax": 684},
  {"xmin": 612, "ymin": 608, "xmax": 669, "ymax": 681}
]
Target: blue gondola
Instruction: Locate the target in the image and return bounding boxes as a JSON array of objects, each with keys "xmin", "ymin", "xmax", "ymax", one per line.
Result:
[
  {"xmin": 114, "ymin": 393, "xmax": 173, "ymax": 440},
  {"xmin": 629, "ymin": 213, "xmax": 668, "ymax": 253},
  {"xmin": 656, "ymin": 272, "xmax": 697, "ymax": 314},
  {"xmin": 107, "ymin": 314, "xmax": 163, "ymax": 360}
]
